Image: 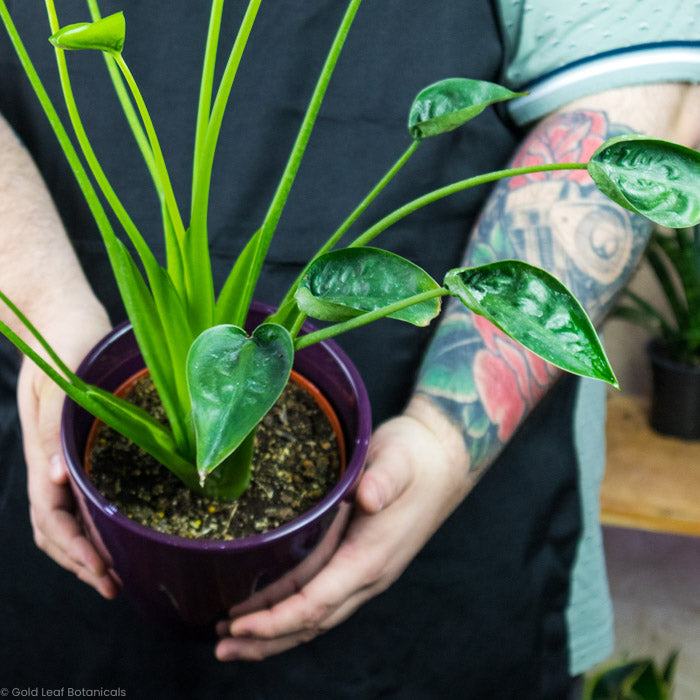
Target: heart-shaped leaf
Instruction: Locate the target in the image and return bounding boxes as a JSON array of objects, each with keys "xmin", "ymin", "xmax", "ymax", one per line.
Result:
[
  {"xmin": 296, "ymin": 247, "xmax": 441, "ymax": 326},
  {"xmin": 186, "ymin": 323, "xmax": 294, "ymax": 479},
  {"xmin": 445, "ymin": 261, "xmax": 617, "ymax": 386},
  {"xmin": 49, "ymin": 12, "xmax": 125, "ymax": 54},
  {"xmin": 408, "ymin": 78, "xmax": 526, "ymax": 140},
  {"xmin": 588, "ymin": 135, "xmax": 700, "ymax": 228}
]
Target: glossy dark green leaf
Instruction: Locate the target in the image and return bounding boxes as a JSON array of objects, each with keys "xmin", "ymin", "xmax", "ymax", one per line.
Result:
[
  {"xmin": 588, "ymin": 135, "xmax": 700, "ymax": 228},
  {"xmin": 408, "ymin": 78, "xmax": 526, "ymax": 140},
  {"xmin": 295, "ymin": 247, "xmax": 441, "ymax": 326},
  {"xmin": 186, "ymin": 323, "xmax": 293, "ymax": 479},
  {"xmin": 49, "ymin": 12, "xmax": 125, "ymax": 53},
  {"xmin": 445, "ymin": 261, "xmax": 618, "ymax": 386}
]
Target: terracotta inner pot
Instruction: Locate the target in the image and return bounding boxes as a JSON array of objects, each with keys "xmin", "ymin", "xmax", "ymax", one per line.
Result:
[{"xmin": 83, "ymin": 368, "xmax": 347, "ymax": 478}]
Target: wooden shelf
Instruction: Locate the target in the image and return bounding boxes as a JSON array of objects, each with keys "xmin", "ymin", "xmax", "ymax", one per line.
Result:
[{"xmin": 601, "ymin": 394, "xmax": 700, "ymax": 537}]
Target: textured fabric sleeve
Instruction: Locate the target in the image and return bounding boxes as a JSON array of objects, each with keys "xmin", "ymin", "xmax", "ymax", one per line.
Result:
[
  {"xmin": 567, "ymin": 378, "xmax": 615, "ymax": 675},
  {"xmin": 497, "ymin": 0, "xmax": 700, "ymax": 124}
]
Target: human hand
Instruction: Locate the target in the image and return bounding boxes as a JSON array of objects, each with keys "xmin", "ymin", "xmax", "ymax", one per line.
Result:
[
  {"xmin": 16, "ymin": 303, "xmax": 117, "ymax": 599},
  {"xmin": 214, "ymin": 395, "xmax": 471, "ymax": 661}
]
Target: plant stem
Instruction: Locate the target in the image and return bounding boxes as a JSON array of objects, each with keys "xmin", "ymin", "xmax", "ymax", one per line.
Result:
[
  {"xmin": 275, "ymin": 139, "xmax": 420, "ymax": 316},
  {"xmin": 85, "ymin": 0, "xmax": 158, "ymax": 187},
  {"xmin": 0, "ymin": 2, "xmax": 116, "ymax": 261},
  {"xmin": 190, "ymin": 0, "xmax": 261, "ymax": 231},
  {"xmin": 318, "ymin": 140, "xmax": 420, "ymax": 259},
  {"xmin": 0, "ymin": 289, "xmax": 86, "ymax": 387},
  {"xmin": 191, "ymin": 0, "xmax": 225, "ymax": 206},
  {"xmin": 45, "ymin": 1, "xmax": 160, "ymax": 285},
  {"xmin": 111, "ymin": 53, "xmax": 188, "ymax": 261},
  {"xmin": 294, "ymin": 287, "xmax": 448, "ymax": 350},
  {"xmin": 235, "ymin": 0, "xmax": 364, "ymax": 326},
  {"xmin": 42, "ymin": 1, "xmax": 193, "ymax": 454},
  {"xmin": 188, "ymin": 0, "xmax": 262, "ymax": 332},
  {"xmin": 350, "ymin": 162, "xmax": 589, "ymax": 248}
]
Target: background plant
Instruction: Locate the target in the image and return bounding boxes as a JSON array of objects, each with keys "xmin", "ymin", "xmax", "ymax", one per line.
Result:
[
  {"xmin": 583, "ymin": 651, "xmax": 678, "ymax": 700},
  {"xmin": 0, "ymin": 1, "xmax": 698, "ymax": 501},
  {"xmin": 613, "ymin": 225, "xmax": 700, "ymax": 367}
]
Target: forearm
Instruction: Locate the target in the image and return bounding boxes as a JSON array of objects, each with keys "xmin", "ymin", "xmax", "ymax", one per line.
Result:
[
  {"xmin": 0, "ymin": 113, "xmax": 106, "ymax": 343},
  {"xmin": 413, "ymin": 83, "xmax": 699, "ymax": 479}
]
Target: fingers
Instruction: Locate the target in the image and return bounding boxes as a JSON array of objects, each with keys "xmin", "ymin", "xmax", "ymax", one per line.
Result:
[
  {"xmin": 214, "ymin": 415, "xmax": 454, "ymax": 662},
  {"xmin": 355, "ymin": 430, "xmax": 414, "ymax": 514},
  {"xmin": 18, "ymin": 360, "xmax": 118, "ymax": 599},
  {"xmin": 215, "ymin": 513, "xmax": 394, "ymax": 661},
  {"xmin": 27, "ymin": 450, "xmax": 118, "ymax": 599}
]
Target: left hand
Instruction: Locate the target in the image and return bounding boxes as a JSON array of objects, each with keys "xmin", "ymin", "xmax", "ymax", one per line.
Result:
[
  {"xmin": 17, "ymin": 303, "xmax": 117, "ymax": 599},
  {"xmin": 215, "ymin": 396, "xmax": 471, "ymax": 661}
]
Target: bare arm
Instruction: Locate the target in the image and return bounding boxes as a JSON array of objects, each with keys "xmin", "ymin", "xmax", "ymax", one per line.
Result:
[
  {"xmin": 0, "ymin": 113, "xmax": 115, "ymax": 598},
  {"xmin": 216, "ymin": 82, "xmax": 700, "ymax": 661},
  {"xmin": 0, "ymin": 115, "xmax": 108, "ymax": 336}
]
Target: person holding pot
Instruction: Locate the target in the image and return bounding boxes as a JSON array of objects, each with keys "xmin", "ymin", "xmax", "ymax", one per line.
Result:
[{"xmin": 1, "ymin": 2, "xmax": 698, "ymax": 698}]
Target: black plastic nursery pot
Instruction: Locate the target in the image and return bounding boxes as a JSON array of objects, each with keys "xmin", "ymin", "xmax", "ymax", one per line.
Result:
[
  {"xmin": 60, "ymin": 303, "xmax": 371, "ymax": 631},
  {"xmin": 648, "ymin": 340, "xmax": 700, "ymax": 440}
]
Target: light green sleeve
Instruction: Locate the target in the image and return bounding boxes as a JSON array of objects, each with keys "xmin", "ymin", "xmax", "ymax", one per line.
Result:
[{"xmin": 496, "ymin": 0, "xmax": 700, "ymax": 124}]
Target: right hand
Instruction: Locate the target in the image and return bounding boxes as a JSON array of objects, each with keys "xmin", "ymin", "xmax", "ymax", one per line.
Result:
[{"xmin": 16, "ymin": 303, "xmax": 118, "ymax": 599}]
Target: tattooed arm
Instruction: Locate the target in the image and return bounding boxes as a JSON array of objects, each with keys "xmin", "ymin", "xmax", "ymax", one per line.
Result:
[
  {"xmin": 215, "ymin": 83, "xmax": 700, "ymax": 661},
  {"xmin": 411, "ymin": 83, "xmax": 700, "ymax": 480},
  {"xmin": 414, "ymin": 108, "xmax": 649, "ymax": 477}
]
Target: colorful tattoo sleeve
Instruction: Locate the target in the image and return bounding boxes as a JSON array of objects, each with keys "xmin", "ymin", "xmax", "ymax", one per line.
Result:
[{"xmin": 415, "ymin": 109, "xmax": 651, "ymax": 474}]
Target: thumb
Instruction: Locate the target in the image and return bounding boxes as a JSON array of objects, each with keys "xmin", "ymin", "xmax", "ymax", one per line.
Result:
[
  {"xmin": 39, "ymin": 382, "xmax": 71, "ymax": 482},
  {"xmin": 355, "ymin": 418, "xmax": 420, "ymax": 514},
  {"xmin": 19, "ymin": 362, "xmax": 69, "ymax": 483}
]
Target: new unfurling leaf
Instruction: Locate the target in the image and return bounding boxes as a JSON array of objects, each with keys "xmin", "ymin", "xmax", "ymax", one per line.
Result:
[{"xmin": 49, "ymin": 11, "xmax": 125, "ymax": 53}]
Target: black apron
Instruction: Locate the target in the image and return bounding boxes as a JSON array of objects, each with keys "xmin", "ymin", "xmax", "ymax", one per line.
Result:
[{"xmin": 0, "ymin": 2, "xmax": 581, "ymax": 697}]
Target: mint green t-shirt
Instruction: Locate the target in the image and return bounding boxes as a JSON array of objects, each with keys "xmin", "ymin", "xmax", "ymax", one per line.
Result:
[
  {"xmin": 499, "ymin": 0, "xmax": 700, "ymax": 124},
  {"xmin": 495, "ymin": 0, "xmax": 700, "ymax": 676}
]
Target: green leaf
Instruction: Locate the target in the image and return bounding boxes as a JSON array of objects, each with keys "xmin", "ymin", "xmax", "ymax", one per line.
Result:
[
  {"xmin": 295, "ymin": 247, "xmax": 442, "ymax": 326},
  {"xmin": 589, "ymin": 660, "xmax": 654, "ymax": 699},
  {"xmin": 662, "ymin": 651, "xmax": 679, "ymax": 686},
  {"xmin": 646, "ymin": 235, "xmax": 689, "ymax": 332},
  {"xmin": 445, "ymin": 261, "xmax": 618, "ymax": 386},
  {"xmin": 186, "ymin": 323, "xmax": 294, "ymax": 479},
  {"xmin": 588, "ymin": 136, "xmax": 700, "ymax": 228},
  {"xmin": 110, "ymin": 239, "xmax": 191, "ymax": 452},
  {"xmin": 611, "ymin": 296, "xmax": 672, "ymax": 339},
  {"xmin": 408, "ymin": 78, "xmax": 526, "ymax": 140},
  {"xmin": 0, "ymin": 313, "xmax": 197, "ymax": 489},
  {"xmin": 49, "ymin": 12, "xmax": 125, "ymax": 53}
]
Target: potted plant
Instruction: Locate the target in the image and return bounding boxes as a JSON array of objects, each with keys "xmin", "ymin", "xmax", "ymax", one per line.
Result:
[
  {"xmin": 0, "ymin": 1, "xmax": 698, "ymax": 629},
  {"xmin": 613, "ymin": 225, "xmax": 700, "ymax": 439},
  {"xmin": 583, "ymin": 651, "xmax": 678, "ymax": 700}
]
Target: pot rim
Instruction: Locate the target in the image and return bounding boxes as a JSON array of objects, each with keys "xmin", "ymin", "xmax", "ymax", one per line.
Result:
[
  {"xmin": 61, "ymin": 310, "xmax": 371, "ymax": 553},
  {"xmin": 82, "ymin": 367, "xmax": 347, "ymax": 476}
]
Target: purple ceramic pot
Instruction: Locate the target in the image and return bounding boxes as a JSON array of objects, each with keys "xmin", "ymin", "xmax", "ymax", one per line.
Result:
[{"xmin": 61, "ymin": 303, "xmax": 371, "ymax": 632}]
